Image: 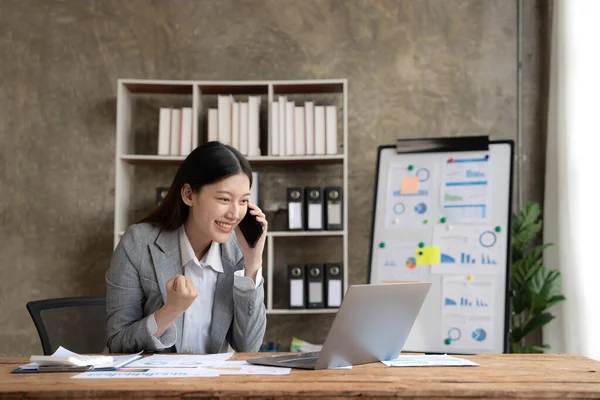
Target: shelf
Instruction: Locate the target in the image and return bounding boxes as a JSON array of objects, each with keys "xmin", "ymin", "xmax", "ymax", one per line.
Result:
[
  {"xmin": 120, "ymin": 154, "xmax": 345, "ymax": 166},
  {"xmin": 267, "ymin": 308, "xmax": 339, "ymax": 315},
  {"xmin": 120, "ymin": 155, "xmax": 186, "ymax": 165},
  {"xmin": 122, "ymin": 80, "xmax": 194, "ymax": 94},
  {"xmin": 115, "ymin": 78, "xmax": 349, "ymax": 314},
  {"xmin": 268, "ymin": 231, "xmax": 345, "ymax": 237},
  {"xmin": 198, "ymin": 83, "xmax": 268, "ymax": 95},
  {"xmin": 117, "ymin": 230, "xmax": 343, "ymax": 238},
  {"xmin": 272, "ymin": 80, "xmax": 345, "ymax": 94},
  {"xmin": 247, "ymin": 155, "xmax": 343, "ymax": 165}
]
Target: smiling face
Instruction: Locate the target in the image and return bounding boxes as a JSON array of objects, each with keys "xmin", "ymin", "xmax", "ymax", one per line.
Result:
[{"xmin": 182, "ymin": 172, "xmax": 251, "ymax": 251}]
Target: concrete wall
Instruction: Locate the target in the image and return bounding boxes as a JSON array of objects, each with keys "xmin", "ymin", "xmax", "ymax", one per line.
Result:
[{"xmin": 0, "ymin": 0, "xmax": 549, "ymax": 355}]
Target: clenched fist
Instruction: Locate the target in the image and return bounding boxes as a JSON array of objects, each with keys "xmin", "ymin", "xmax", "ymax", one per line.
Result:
[{"xmin": 165, "ymin": 274, "xmax": 198, "ymax": 314}]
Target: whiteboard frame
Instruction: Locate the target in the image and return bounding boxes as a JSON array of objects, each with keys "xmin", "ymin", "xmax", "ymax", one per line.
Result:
[{"xmin": 366, "ymin": 138, "xmax": 514, "ymax": 354}]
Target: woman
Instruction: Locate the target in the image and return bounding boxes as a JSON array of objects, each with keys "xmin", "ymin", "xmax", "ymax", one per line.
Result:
[{"xmin": 105, "ymin": 141, "xmax": 267, "ymax": 354}]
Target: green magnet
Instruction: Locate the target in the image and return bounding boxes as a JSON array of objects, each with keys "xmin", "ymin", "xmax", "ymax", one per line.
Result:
[
  {"xmin": 440, "ymin": 217, "xmax": 447, "ymax": 223},
  {"xmin": 408, "ymin": 165, "xmax": 414, "ymax": 171},
  {"xmin": 495, "ymin": 226, "xmax": 502, "ymax": 232},
  {"xmin": 445, "ymin": 338, "xmax": 452, "ymax": 345},
  {"xmin": 419, "ymin": 242, "xmax": 425, "ymax": 248},
  {"xmin": 423, "ymin": 219, "xmax": 429, "ymax": 224},
  {"xmin": 379, "ymin": 242, "xmax": 386, "ymax": 248}
]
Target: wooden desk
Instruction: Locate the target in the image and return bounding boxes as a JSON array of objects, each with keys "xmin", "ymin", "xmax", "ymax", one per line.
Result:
[{"xmin": 1, "ymin": 353, "xmax": 599, "ymax": 399}]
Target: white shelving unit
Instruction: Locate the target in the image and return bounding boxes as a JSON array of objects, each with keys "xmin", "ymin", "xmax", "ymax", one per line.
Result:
[{"xmin": 114, "ymin": 78, "xmax": 348, "ymax": 315}]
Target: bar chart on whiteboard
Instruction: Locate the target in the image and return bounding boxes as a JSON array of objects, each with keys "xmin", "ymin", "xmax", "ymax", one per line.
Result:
[{"xmin": 441, "ymin": 152, "xmax": 492, "ymax": 223}]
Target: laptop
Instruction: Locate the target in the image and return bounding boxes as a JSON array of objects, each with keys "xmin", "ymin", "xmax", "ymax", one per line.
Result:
[{"xmin": 246, "ymin": 282, "xmax": 431, "ymax": 370}]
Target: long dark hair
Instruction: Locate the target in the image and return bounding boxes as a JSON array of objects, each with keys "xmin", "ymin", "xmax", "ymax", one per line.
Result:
[{"xmin": 138, "ymin": 141, "xmax": 253, "ymax": 230}]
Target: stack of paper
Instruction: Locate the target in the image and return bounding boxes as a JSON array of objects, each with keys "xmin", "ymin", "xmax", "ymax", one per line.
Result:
[{"xmin": 19, "ymin": 347, "xmax": 143, "ymax": 371}]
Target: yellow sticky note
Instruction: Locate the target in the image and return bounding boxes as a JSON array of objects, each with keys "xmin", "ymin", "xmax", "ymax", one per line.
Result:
[
  {"xmin": 401, "ymin": 177, "xmax": 419, "ymax": 194},
  {"xmin": 416, "ymin": 246, "xmax": 441, "ymax": 265}
]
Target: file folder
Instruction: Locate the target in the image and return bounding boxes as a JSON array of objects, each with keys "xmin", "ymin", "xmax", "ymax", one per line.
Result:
[
  {"xmin": 324, "ymin": 186, "xmax": 343, "ymax": 230},
  {"xmin": 288, "ymin": 264, "xmax": 306, "ymax": 309},
  {"xmin": 325, "ymin": 263, "xmax": 343, "ymax": 308},
  {"xmin": 287, "ymin": 187, "xmax": 304, "ymax": 231},
  {"xmin": 306, "ymin": 264, "xmax": 324, "ymax": 308},
  {"xmin": 305, "ymin": 187, "xmax": 324, "ymax": 230}
]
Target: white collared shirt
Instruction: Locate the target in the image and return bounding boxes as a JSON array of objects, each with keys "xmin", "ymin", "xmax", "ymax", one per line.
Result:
[{"xmin": 147, "ymin": 226, "xmax": 263, "ymax": 353}]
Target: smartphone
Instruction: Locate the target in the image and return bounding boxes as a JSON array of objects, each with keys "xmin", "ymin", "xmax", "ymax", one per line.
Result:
[{"xmin": 238, "ymin": 209, "xmax": 264, "ymax": 248}]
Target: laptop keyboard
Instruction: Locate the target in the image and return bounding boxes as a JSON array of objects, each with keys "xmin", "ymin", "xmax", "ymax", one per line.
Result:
[
  {"xmin": 275, "ymin": 351, "xmax": 320, "ymax": 367},
  {"xmin": 281, "ymin": 357, "xmax": 318, "ymax": 367}
]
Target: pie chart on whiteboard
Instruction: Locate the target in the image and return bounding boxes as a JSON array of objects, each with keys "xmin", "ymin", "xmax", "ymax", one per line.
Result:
[{"xmin": 472, "ymin": 328, "xmax": 487, "ymax": 342}]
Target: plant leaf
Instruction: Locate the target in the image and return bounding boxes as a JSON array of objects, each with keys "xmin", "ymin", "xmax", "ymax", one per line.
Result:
[
  {"xmin": 519, "ymin": 312, "xmax": 555, "ymax": 339},
  {"xmin": 518, "ymin": 344, "xmax": 550, "ymax": 354},
  {"xmin": 529, "ymin": 243, "xmax": 554, "ymax": 260},
  {"xmin": 510, "ymin": 326, "xmax": 526, "ymax": 343},
  {"xmin": 521, "ymin": 201, "xmax": 542, "ymax": 227},
  {"xmin": 546, "ymin": 294, "xmax": 566, "ymax": 308},
  {"xmin": 512, "ymin": 295, "xmax": 528, "ymax": 315}
]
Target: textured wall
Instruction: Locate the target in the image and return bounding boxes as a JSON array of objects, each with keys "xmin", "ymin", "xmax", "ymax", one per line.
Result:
[{"xmin": 0, "ymin": 0, "xmax": 548, "ymax": 356}]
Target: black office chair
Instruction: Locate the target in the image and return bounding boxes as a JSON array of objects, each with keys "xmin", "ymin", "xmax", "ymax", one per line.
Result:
[{"xmin": 26, "ymin": 296, "xmax": 106, "ymax": 355}]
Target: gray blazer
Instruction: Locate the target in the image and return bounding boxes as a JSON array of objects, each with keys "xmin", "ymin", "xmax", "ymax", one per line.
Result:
[{"xmin": 105, "ymin": 223, "xmax": 266, "ymax": 354}]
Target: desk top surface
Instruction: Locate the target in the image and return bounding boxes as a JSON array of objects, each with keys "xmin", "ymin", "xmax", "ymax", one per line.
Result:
[{"xmin": 1, "ymin": 353, "xmax": 599, "ymax": 399}]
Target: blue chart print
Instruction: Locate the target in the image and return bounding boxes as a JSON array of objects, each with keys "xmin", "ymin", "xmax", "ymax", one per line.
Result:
[
  {"xmin": 445, "ymin": 298, "xmax": 457, "ymax": 306},
  {"xmin": 460, "ymin": 253, "xmax": 477, "ymax": 264},
  {"xmin": 466, "ymin": 169, "xmax": 485, "ymax": 178},
  {"xmin": 442, "ymin": 154, "xmax": 490, "ymax": 222},
  {"xmin": 414, "ymin": 203, "xmax": 427, "ymax": 214},
  {"xmin": 448, "ymin": 155, "xmax": 489, "ymax": 163},
  {"xmin": 445, "ymin": 297, "xmax": 489, "ymax": 308},
  {"xmin": 475, "ymin": 298, "xmax": 488, "ymax": 307},
  {"xmin": 479, "ymin": 231, "xmax": 497, "ymax": 248},
  {"xmin": 416, "ymin": 168, "xmax": 430, "ymax": 182},
  {"xmin": 443, "ymin": 204, "xmax": 487, "ymax": 219},
  {"xmin": 383, "ymin": 259, "xmax": 397, "ymax": 267},
  {"xmin": 472, "ymin": 328, "xmax": 487, "ymax": 342},
  {"xmin": 393, "ymin": 203, "xmax": 405, "ymax": 214},
  {"xmin": 447, "ymin": 328, "xmax": 461, "ymax": 341},
  {"xmin": 441, "ymin": 253, "xmax": 455, "ymax": 263},
  {"xmin": 481, "ymin": 254, "xmax": 497, "ymax": 264}
]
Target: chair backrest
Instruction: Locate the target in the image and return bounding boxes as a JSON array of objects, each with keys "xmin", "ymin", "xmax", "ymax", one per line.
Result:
[{"xmin": 26, "ymin": 296, "xmax": 106, "ymax": 355}]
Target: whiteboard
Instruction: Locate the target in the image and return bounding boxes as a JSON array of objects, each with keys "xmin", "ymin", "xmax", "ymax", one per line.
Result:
[{"xmin": 367, "ymin": 139, "xmax": 513, "ymax": 354}]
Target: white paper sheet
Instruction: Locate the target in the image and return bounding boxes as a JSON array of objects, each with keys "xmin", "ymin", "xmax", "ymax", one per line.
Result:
[
  {"xmin": 441, "ymin": 314, "xmax": 494, "ymax": 352},
  {"xmin": 440, "ymin": 275, "xmax": 496, "ymax": 352},
  {"xmin": 442, "ymin": 275, "xmax": 495, "ymax": 318},
  {"xmin": 327, "ymin": 279, "xmax": 342, "ymax": 307},
  {"xmin": 440, "ymin": 152, "xmax": 491, "ymax": 223},
  {"xmin": 208, "ymin": 361, "xmax": 291, "ymax": 375},
  {"xmin": 125, "ymin": 352, "xmax": 233, "ymax": 368},
  {"xmin": 382, "ymin": 354, "xmax": 478, "ymax": 367},
  {"xmin": 372, "ymin": 244, "xmax": 430, "ymax": 284},
  {"xmin": 288, "ymin": 202, "xmax": 303, "ymax": 229},
  {"xmin": 430, "ymin": 225, "xmax": 504, "ymax": 275},
  {"xmin": 327, "ymin": 203, "xmax": 342, "ymax": 225},
  {"xmin": 72, "ymin": 367, "xmax": 219, "ymax": 379},
  {"xmin": 307, "ymin": 204, "xmax": 323, "ymax": 229},
  {"xmin": 385, "ymin": 162, "xmax": 436, "ymax": 229},
  {"xmin": 290, "ymin": 279, "xmax": 304, "ymax": 307}
]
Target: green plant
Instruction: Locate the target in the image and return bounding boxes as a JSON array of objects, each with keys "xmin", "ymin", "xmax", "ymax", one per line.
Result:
[{"xmin": 510, "ymin": 201, "xmax": 566, "ymax": 353}]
